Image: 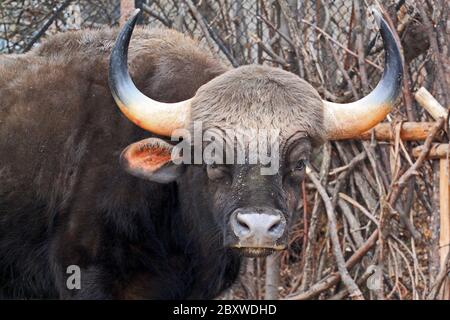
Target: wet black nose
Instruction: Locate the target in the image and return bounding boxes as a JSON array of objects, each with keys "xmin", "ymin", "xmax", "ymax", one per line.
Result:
[{"xmin": 230, "ymin": 207, "xmax": 286, "ymax": 247}]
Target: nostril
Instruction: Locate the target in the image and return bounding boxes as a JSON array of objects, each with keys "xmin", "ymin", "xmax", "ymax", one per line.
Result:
[
  {"xmin": 267, "ymin": 215, "xmax": 285, "ymax": 238},
  {"xmin": 268, "ymin": 221, "xmax": 280, "ymax": 233},
  {"xmin": 236, "ymin": 213, "xmax": 250, "ymax": 232},
  {"xmin": 232, "ymin": 212, "xmax": 252, "ymax": 237},
  {"xmin": 268, "ymin": 218, "xmax": 282, "ymax": 233}
]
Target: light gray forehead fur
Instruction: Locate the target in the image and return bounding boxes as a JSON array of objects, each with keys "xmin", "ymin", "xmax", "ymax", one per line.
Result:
[{"xmin": 190, "ymin": 65, "xmax": 325, "ymax": 145}]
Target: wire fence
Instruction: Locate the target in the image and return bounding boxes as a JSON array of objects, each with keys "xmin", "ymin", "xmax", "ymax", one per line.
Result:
[{"xmin": 0, "ymin": 1, "xmax": 439, "ymax": 105}]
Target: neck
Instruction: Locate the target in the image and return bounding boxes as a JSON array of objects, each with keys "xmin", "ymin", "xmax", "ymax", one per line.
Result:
[{"xmin": 175, "ymin": 182, "xmax": 242, "ymax": 298}]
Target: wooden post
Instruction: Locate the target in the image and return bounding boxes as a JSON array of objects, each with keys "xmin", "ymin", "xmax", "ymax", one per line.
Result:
[
  {"xmin": 413, "ymin": 88, "xmax": 449, "ymax": 299},
  {"xmin": 120, "ymin": 0, "xmax": 136, "ymax": 27},
  {"xmin": 439, "ymin": 158, "xmax": 450, "ymax": 300},
  {"xmin": 439, "ymin": 157, "xmax": 450, "ymax": 299},
  {"xmin": 412, "ymin": 143, "xmax": 450, "ymax": 299}
]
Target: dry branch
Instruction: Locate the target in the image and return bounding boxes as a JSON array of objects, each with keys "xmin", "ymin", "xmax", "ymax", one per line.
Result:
[
  {"xmin": 23, "ymin": 0, "xmax": 73, "ymax": 52},
  {"xmin": 286, "ymin": 230, "xmax": 379, "ymax": 300},
  {"xmin": 306, "ymin": 169, "xmax": 364, "ymax": 300},
  {"xmin": 387, "ymin": 118, "xmax": 445, "ymax": 207},
  {"xmin": 357, "ymin": 122, "xmax": 440, "ymax": 141},
  {"xmin": 412, "ymin": 143, "xmax": 448, "ymax": 159},
  {"xmin": 415, "ymin": 87, "xmax": 448, "ymax": 120}
]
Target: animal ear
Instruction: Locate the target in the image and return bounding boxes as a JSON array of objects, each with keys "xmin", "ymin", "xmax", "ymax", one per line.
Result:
[{"xmin": 120, "ymin": 138, "xmax": 185, "ymax": 183}]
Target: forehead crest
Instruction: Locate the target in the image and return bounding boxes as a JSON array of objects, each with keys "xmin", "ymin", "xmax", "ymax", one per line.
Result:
[{"xmin": 189, "ymin": 65, "xmax": 325, "ymax": 144}]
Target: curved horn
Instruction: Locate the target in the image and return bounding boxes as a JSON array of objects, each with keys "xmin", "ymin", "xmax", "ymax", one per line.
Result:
[
  {"xmin": 324, "ymin": 9, "xmax": 403, "ymax": 140},
  {"xmin": 109, "ymin": 9, "xmax": 191, "ymax": 136}
]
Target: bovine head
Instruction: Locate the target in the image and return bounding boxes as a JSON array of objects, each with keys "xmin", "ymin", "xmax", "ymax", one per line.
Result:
[
  {"xmin": 119, "ymin": 66, "xmax": 320, "ymax": 257},
  {"xmin": 109, "ymin": 9, "xmax": 403, "ymax": 257}
]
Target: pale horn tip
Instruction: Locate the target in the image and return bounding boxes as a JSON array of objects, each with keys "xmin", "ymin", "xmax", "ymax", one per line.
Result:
[{"xmin": 370, "ymin": 7, "xmax": 382, "ymax": 28}]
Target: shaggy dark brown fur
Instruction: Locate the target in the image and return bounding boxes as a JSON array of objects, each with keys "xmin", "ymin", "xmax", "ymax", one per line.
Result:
[{"xmin": 0, "ymin": 27, "xmax": 233, "ymax": 299}]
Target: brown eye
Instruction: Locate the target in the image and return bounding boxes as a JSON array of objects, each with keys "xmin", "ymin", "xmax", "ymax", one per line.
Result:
[{"xmin": 294, "ymin": 159, "xmax": 306, "ymax": 171}]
